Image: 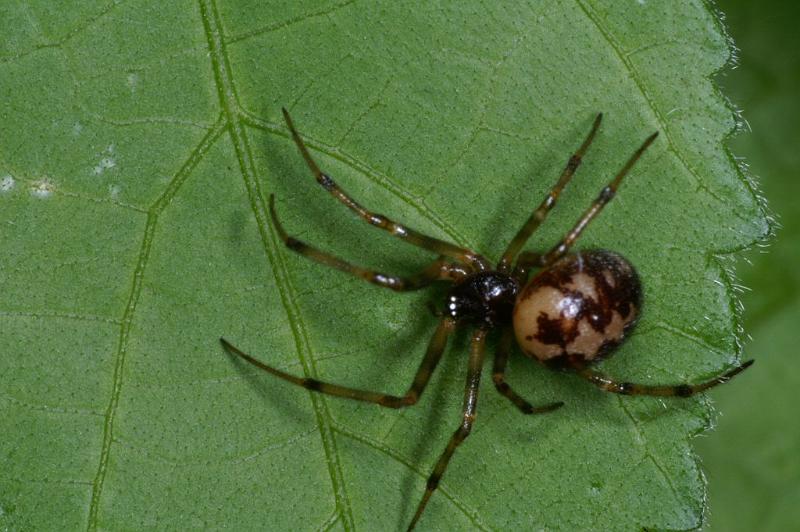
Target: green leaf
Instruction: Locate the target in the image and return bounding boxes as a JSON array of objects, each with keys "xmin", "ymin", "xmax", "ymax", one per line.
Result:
[
  {"xmin": 0, "ymin": 1, "xmax": 767, "ymax": 530},
  {"xmin": 696, "ymin": 0, "xmax": 800, "ymax": 530}
]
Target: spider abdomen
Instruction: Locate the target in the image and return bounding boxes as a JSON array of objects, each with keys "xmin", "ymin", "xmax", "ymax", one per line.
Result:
[{"xmin": 513, "ymin": 250, "xmax": 642, "ymax": 369}]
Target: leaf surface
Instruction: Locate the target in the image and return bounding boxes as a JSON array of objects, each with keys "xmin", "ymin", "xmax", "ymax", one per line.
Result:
[
  {"xmin": 0, "ymin": 1, "xmax": 767, "ymax": 530},
  {"xmin": 697, "ymin": 0, "xmax": 800, "ymax": 529}
]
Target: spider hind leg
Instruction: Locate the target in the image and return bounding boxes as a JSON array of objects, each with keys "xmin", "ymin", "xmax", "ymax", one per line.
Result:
[{"xmin": 578, "ymin": 359, "xmax": 754, "ymax": 397}]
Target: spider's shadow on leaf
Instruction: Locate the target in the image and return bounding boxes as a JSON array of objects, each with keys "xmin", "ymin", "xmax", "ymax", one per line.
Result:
[
  {"xmin": 224, "ymin": 352, "xmax": 309, "ymax": 421},
  {"xmin": 479, "ymin": 114, "xmax": 606, "ymax": 259}
]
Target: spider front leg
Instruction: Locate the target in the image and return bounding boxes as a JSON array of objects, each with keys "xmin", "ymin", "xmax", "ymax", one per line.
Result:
[
  {"xmin": 577, "ymin": 360, "xmax": 754, "ymax": 397},
  {"xmin": 408, "ymin": 328, "xmax": 487, "ymax": 531},
  {"xmin": 220, "ymin": 317, "xmax": 455, "ymax": 408},
  {"xmin": 541, "ymin": 130, "xmax": 659, "ymax": 267},
  {"xmin": 498, "ymin": 113, "xmax": 603, "ymax": 272},
  {"xmin": 282, "ymin": 108, "xmax": 491, "ymax": 270},
  {"xmin": 270, "ymin": 195, "xmax": 470, "ymax": 291},
  {"xmin": 493, "ymin": 327, "xmax": 564, "ymax": 414}
]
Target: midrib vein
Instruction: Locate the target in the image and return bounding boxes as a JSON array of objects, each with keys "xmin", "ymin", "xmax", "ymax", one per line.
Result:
[
  {"xmin": 87, "ymin": 117, "xmax": 227, "ymax": 530},
  {"xmin": 199, "ymin": 0, "xmax": 355, "ymax": 529}
]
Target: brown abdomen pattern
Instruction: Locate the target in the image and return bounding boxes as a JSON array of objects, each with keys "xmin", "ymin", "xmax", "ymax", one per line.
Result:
[{"xmin": 513, "ymin": 250, "xmax": 642, "ymax": 368}]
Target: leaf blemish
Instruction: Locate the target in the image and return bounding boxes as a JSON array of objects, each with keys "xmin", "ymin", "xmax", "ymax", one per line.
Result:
[
  {"xmin": 93, "ymin": 145, "xmax": 117, "ymax": 175},
  {"xmin": 127, "ymin": 72, "xmax": 139, "ymax": 94},
  {"xmin": 1, "ymin": 175, "xmax": 14, "ymax": 192},
  {"xmin": 30, "ymin": 179, "xmax": 54, "ymax": 198}
]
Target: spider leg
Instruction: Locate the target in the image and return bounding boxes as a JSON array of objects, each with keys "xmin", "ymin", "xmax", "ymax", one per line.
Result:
[
  {"xmin": 407, "ymin": 328, "xmax": 488, "ymax": 531},
  {"xmin": 492, "ymin": 328, "xmax": 564, "ymax": 414},
  {"xmin": 577, "ymin": 360, "xmax": 754, "ymax": 397},
  {"xmin": 282, "ymin": 108, "xmax": 490, "ymax": 270},
  {"xmin": 498, "ymin": 113, "xmax": 603, "ymax": 272},
  {"xmin": 540, "ymin": 130, "xmax": 659, "ymax": 267},
  {"xmin": 270, "ymin": 195, "xmax": 470, "ymax": 291},
  {"xmin": 219, "ymin": 318, "xmax": 455, "ymax": 408},
  {"xmin": 514, "ymin": 251, "xmax": 543, "ymax": 279}
]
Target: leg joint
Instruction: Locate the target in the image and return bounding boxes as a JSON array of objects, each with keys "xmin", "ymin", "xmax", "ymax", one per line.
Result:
[
  {"xmin": 459, "ymin": 415, "xmax": 476, "ymax": 435},
  {"xmin": 380, "ymin": 395, "xmax": 415, "ymax": 408},
  {"xmin": 567, "ymin": 155, "xmax": 581, "ymax": 172},
  {"xmin": 285, "ymin": 237, "xmax": 305, "ymax": 251},
  {"xmin": 402, "ymin": 392, "xmax": 419, "ymax": 406},
  {"xmin": 304, "ymin": 378, "xmax": 323, "ymax": 391},
  {"xmin": 617, "ymin": 382, "xmax": 633, "ymax": 394},
  {"xmin": 368, "ymin": 213, "xmax": 389, "ymax": 226},
  {"xmin": 318, "ymin": 173, "xmax": 335, "ymax": 190},
  {"xmin": 494, "ymin": 382, "xmax": 509, "ymax": 393},
  {"xmin": 598, "ymin": 185, "xmax": 615, "ymax": 202}
]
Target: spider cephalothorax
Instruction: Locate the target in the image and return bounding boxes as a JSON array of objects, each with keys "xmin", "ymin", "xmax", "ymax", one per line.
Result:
[
  {"xmin": 220, "ymin": 109, "xmax": 753, "ymax": 531},
  {"xmin": 445, "ymin": 271, "xmax": 520, "ymax": 327}
]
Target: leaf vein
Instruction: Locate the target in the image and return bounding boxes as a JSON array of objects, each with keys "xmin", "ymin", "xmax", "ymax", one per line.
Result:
[
  {"xmin": 111, "ymin": 428, "xmax": 317, "ymax": 467},
  {"xmin": 0, "ymin": 392, "xmax": 104, "ymax": 418},
  {"xmin": 85, "ymin": 116, "xmax": 227, "ymax": 531},
  {"xmin": 575, "ymin": 0, "xmax": 729, "ymax": 206},
  {"xmin": 226, "ymin": 0, "xmax": 358, "ymax": 45},
  {"xmin": 0, "ymin": 309, "xmax": 122, "ymax": 325},
  {"xmin": 333, "ymin": 423, "xmax": 494, "ymax": 532},
  {"xmin": 199, "ymin": 0, "xmax": 356, "ymax": 528},
  {"xmin": 0, "ymin": 0, "xmax": 123, "ymax": 65}
]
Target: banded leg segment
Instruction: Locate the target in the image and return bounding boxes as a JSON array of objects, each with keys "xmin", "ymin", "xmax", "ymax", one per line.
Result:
[
  {"xmin": 541, "ymin": 131, "xmax": 659, "ymax": 267},
  {"xmin": 220, "ymin": 318, "xmax": 455, "ymax": 408},
  {"xmin": 498, "ymin": 113, "xmax": 603, "ymax": 272},
  {"xmin": 578, "ymin": 359, "xmax": 754, "ymax": 397},
  {"xmin": 282, "ymin": 108, "xmax": 490, "ymax": 270},
  {"xmin": 407, "ymin": 328, "xmax": 488, "ymax": 531},
  {"xmin": 270, "ymin": 195, "xmax": 469, "ymax": 291},
  {"xmin": 492, "ymin": 328, "xmax": 564, "ymax": 414}
]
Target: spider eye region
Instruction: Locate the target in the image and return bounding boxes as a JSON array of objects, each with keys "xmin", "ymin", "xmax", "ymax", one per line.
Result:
[
  {"xmin": 445, "ymin": 272, "xmax": 519, "ymax": 327},
  {"xmin": 513, "ymin": 250, "xmax": 642, "ymax": 368}
]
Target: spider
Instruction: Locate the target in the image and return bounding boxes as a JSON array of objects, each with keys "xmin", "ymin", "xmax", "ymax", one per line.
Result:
[{"xmin": 220, "ymin": 109, "xmax": 753, "ymax": 531}]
